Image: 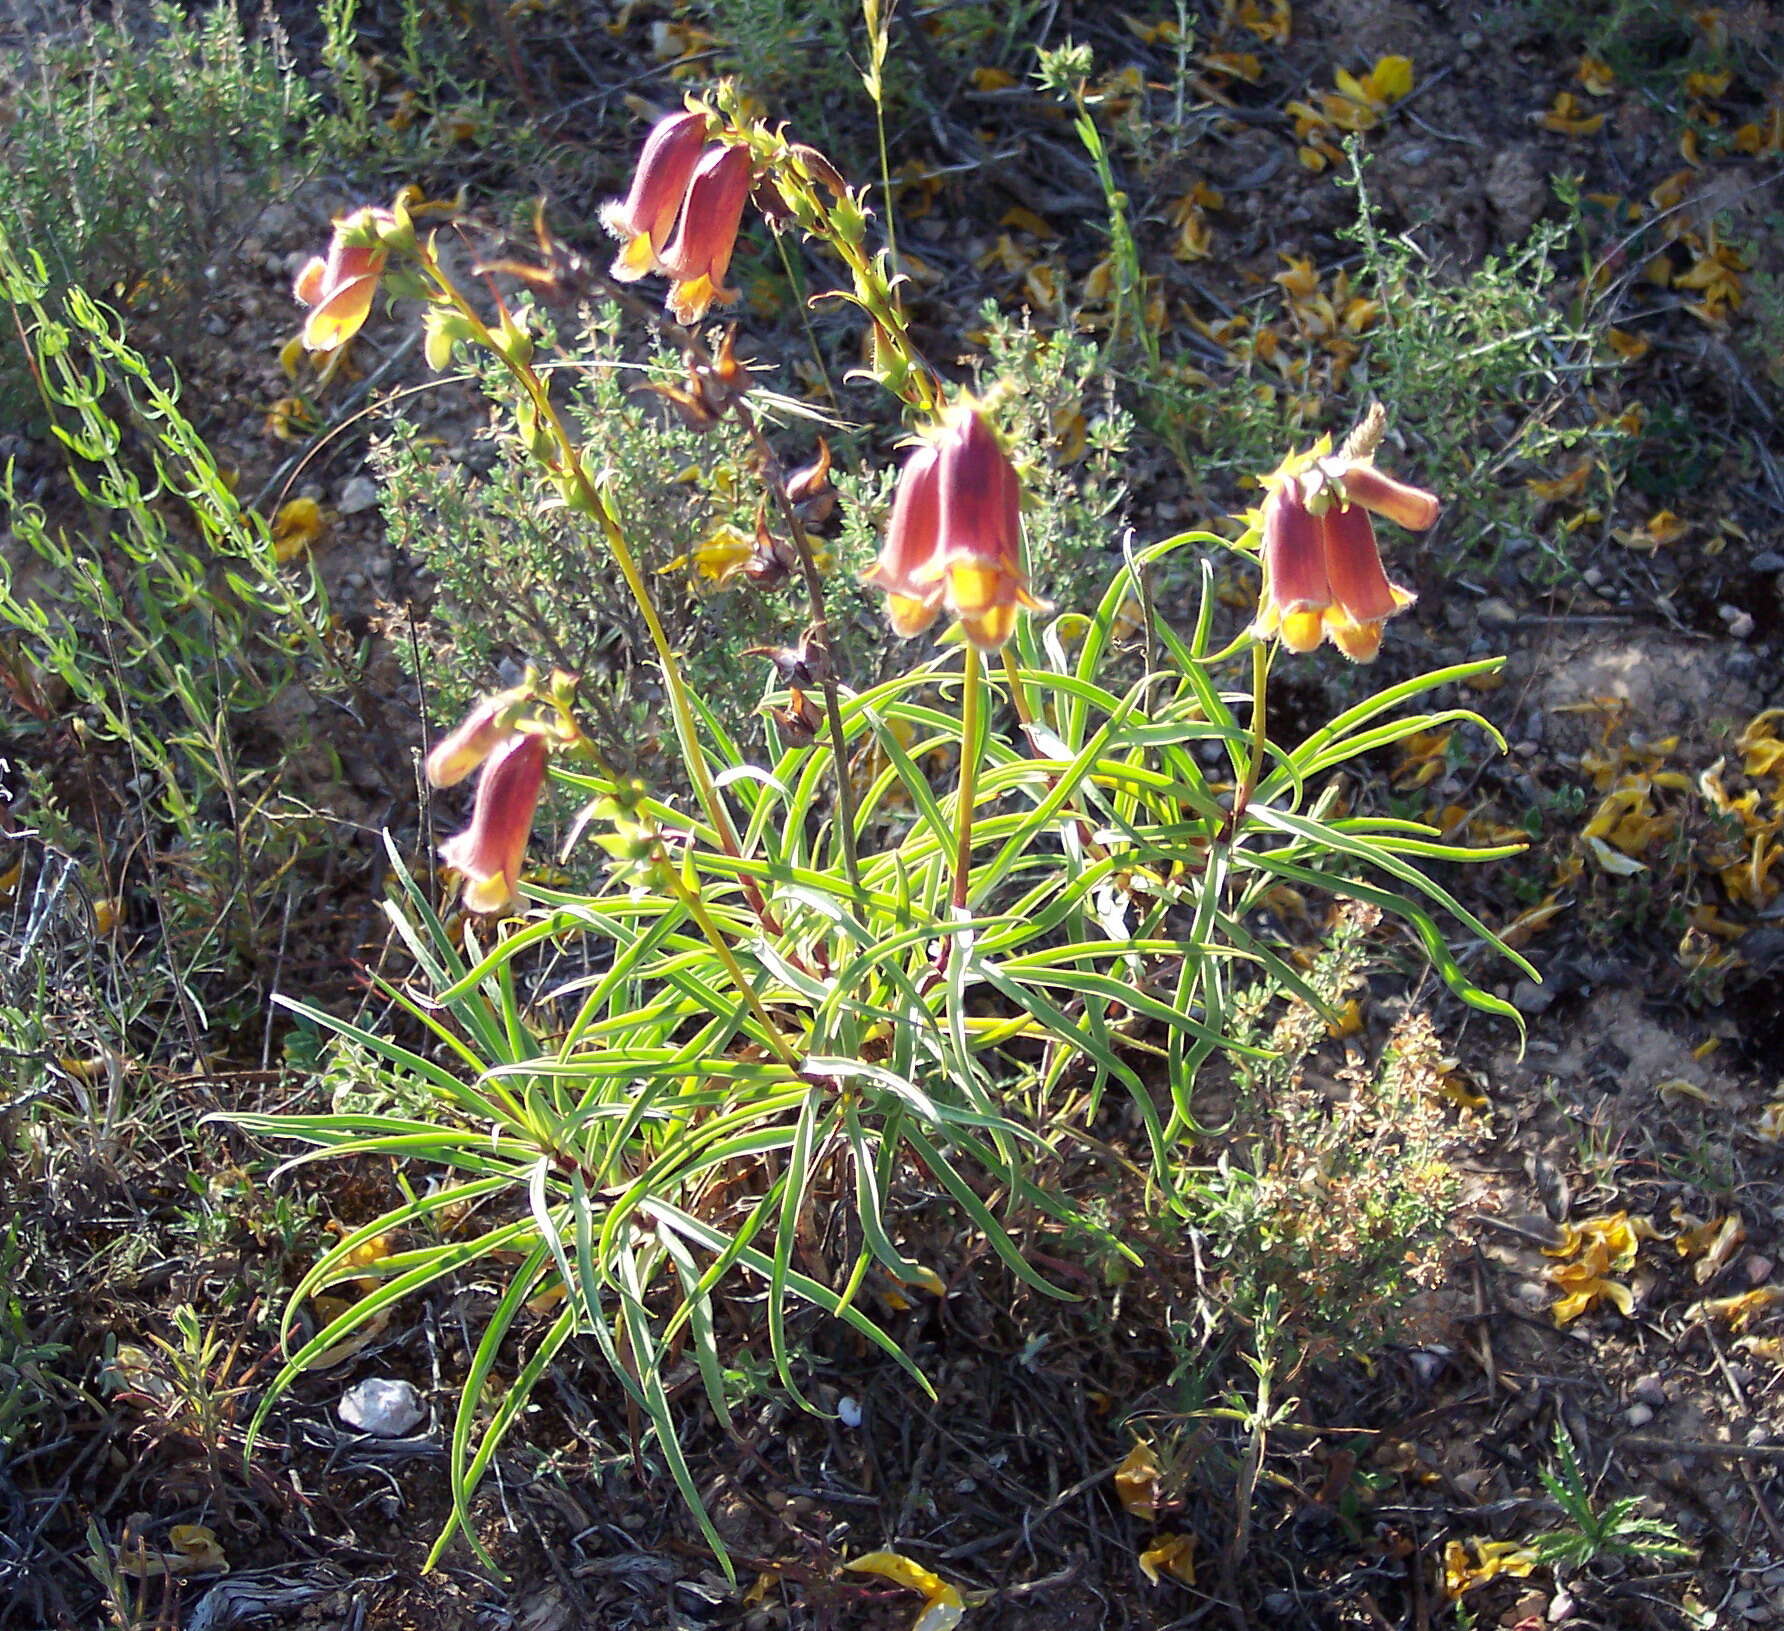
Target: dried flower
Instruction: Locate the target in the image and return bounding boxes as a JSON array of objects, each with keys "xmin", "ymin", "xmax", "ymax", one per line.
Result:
[
  {"xmin": 599, "ymin": 109, "xmax": 710, "ymax": 282},
  {"xmin": 786, "ymin": 435, "xmax": 835, "ymax": 524},
  {"xmin": 292, "ymin": 207, "xmax": 393, "ymax": 353},
  {"xmin": 658, "ymin": 143, "xmax": 754, "ymax": 324},
  {"xmin": 425, "ymin": 684, "xmax": 531, "ymax": 787},
  {"xmin": 771, "ymin": 688, "xmax": 824, "ymax": 747},
  {"xmin": 440, "ymin": 731, "xmax": 548, "ymax": 915},
  {"xmin": 1251, "ymin": 409, "xmax": 1437, "ymax": 663},
  {"xmin": 864, "ymin": 405, "xmax": 1049, "ymax": 650}
]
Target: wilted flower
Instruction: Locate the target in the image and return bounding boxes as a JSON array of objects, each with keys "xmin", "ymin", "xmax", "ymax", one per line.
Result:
[
  {"xmin": 864, "ymin": 405, "xmax": 1049, "ymax": 651},
  {"xmin": 600, "ymin": 109, "xmax": 710, "ymax": 282},
  {"xmin": 785, "ymin": 436, "xmax": 835, "ymax": 525},
  {"xmin": 1251, "ymin": 408, "xmax": 1437, "ymax": 663},
  {"xmin": 440, "ymin": 731, "xmax": 549, "ymax": 915},
  {"xmin": 425, "ymin": 684, "xmax": 531, "ymax": 787},
  {"xmin": 292, "ymin": 206, "xmax": 393, "ymax": 353}
]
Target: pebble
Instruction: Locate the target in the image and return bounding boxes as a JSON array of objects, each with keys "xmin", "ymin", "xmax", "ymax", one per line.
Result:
[
  {"xmin": 1512, "ymin": 978, "xmax": 1553, "ymax": 1015},
  {"xmin": 1515, "ymin": 1279, "xmax": 1551, "ymax": 1310},
  {"xmin": 1633, "ymin": 1372, "xmax": 1667, "ymax": 1407},
  {"xmin": 1751, "ymin": 549, "xmax": 1784, "ymax": 572},
  {"xmin": 1719, "ymin": 604, "xmax": 1756, "ymax": 639},
  {"xmin": 1478, "ymin": 597, "xmax": 1518, "ymax": 626},
  {"xmin": 337, "ymin": 1377, "xmax": 425, "ymax": 1437},
  {"xmin": 338, "ymin": 474, "xmax": 380, "ymax": 515},
  {"xmin": 1625, "ymin": 1402, "xmax": 1654, "ymax": 1428}
]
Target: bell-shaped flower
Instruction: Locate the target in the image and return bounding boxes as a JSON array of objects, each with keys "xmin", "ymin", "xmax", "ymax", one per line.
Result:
[
  {"xmin": 425, "ymin": 684, "xmax": 531, "ymax": 788},
  {"xmin": 1251, "ymin": 429, "xmax": 1437, "ymax": 663},
  {"xmin": 599, "ymin": 109, "xmax": 710, "ymax": 282},
  {"xmin": 864, "ymin": 407, "xmax": 1049, "ymax": 651},
  {"xmin": 864, "ymin": 441, "xmax": 946, "ymax": 638},
  {"xmin": 657, "ymin": 143, "xmax": 754, "ymax": 325},
  {"xmin": 440, "ymin": 731, "xmax": 549, "ymax": 915},
  {"xmin": 293, "ymin": 206, "xmax": 393, "ymax": 353}
]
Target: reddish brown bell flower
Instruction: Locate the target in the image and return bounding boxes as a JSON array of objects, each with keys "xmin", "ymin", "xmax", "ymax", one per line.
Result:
[
  {"xmin": 1251, "ymin": 417, "xmax": 1437, "ymax": 663},
  {"xmin": 865, "ymin": 406, "xmax": 1048, "ymax": 651},
  {"xmin": 600, "ymin": 109, "xmax": 710, "ymax": 282},
  {"xmin": 425, "ymin": 685, "xmax": 530, "ymax": 788},
  {"xmin": 440, "ymin": 731, "xmax": 549, "ymax": 914},
  {"xmin": 657, "ymin": 143, "xmax": 754, "ymax": 325},
  {"xmin": 293, "ymin": 206, "xmax": 393, "ymax": 353}
]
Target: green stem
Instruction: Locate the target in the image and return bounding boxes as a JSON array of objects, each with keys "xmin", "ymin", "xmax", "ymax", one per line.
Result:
[
  {"xmin": 1232, "ymin": 637, "xmax": 1271, "ymax": 836},
  {"xmin": 951, "ymin": 643, "xmax": 983, "ymax": 914},
  {"xmin": 668, "ymin": 867, "xmax": 801, "ymax": 1072},
  {"xmin": 732, "ymin": 397, "xmax": 861, "ymax": 897},
  {"xmin": 419, "ymin": 254, "xmax": 781, "ymax": 932}
]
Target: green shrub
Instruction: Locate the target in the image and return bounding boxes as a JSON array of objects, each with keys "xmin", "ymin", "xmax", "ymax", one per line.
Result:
[{"xmin": 0, "ymin": 1, "xmax": 315, "ymax": 419}]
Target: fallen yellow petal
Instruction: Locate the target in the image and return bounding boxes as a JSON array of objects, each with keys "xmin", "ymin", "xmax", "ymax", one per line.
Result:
[
  {"xmin": 272, "ymin": 497, "xmax": 328, "ymax": 563},
  {"xmin": 845, "ymin": 1552, "xmax": 966, "ymax": 1631},
  {"xmin": 1114, "ymin": 1440, "xmax": 1163, "ymax": 1519},
  {"xmin": 1138, "ymin": 1531, "xmax": 1197, "ymax": 1586}
]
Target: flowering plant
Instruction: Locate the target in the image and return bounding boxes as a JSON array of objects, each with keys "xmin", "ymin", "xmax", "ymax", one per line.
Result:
[{"xmin": 229, "ymin": 85, "xmax": 1533, "ymax": 1577}]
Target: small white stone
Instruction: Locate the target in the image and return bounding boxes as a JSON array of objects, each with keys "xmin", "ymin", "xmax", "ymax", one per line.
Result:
[
  {"xmin": 837, "ymin": 1394, "xmax": 863, "ymax": 1428},
  {"xmin": 338, "ymin": 475, "xmax": 380, "ymax": 515},
  {"xmin": 338, "ymin": 1377, "xmax": 425, "ymax": 1437},
  {"xmin": 1625, "ymin": 1402, "xmax": 1654, "ymax": 1428}
]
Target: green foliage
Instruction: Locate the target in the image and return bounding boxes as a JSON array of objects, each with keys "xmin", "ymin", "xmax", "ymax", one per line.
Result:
[
  {"xmin": 1339, "ymin": 165, "xmax": 1622, "ymax": 576},
  {"xmin": 0, "ymin": 1, "xmax": 314, "ymax": 418},
  {"xmin": 381, "ymin": 298, "xmax": 1131, "ymax": 744},
  {"xmin": 0, "ymin": 225, "xmax": 339, "ymax": 1040},
  {"xmin": 232, "ymin": 518, "xmax": 1532, "ymax": 1571},
  {"xmin": 377, "ymin": 301, "xmax": 825, "ymax": 739},
  {"xmin": 1529, "ymin": 1419, "xmax": 1693, "ymax": 1573},
  {"xmin": 0, "ymin": 1225, "xmax": 70, "ymax": 1455},
  {"xmin": 1195, "ymin": 911, "xmax": 1463, "ymax": 1350}
]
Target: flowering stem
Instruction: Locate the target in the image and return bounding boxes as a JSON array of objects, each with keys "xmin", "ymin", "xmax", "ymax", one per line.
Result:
[
  {"xmin": 951, "ymin": 642, "xmax": 983, "ymax": 916},
  {"xmin": 1232, "ymin": 637, "xmax": 1272, "ymax": 836},
  {"xmin": 665, "ymin": 864, "xmax": 801, "ymax": 1072},
  {"xmin": 416, "ymin": 250, "xmax": 782, "ymax": 934},
  {"xmin": 732, "ymin": 398, "xmax": 862, "ymax": 896}
]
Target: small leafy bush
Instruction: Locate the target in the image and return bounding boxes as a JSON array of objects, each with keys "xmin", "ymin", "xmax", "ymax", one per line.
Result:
[
  {"xmin": 0, "ymin": 1, "xmax": 314, "ymax": 418},
  {"xmin": 0, "ymin": 221, "xmax": 339, "ymax": 1042}
]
